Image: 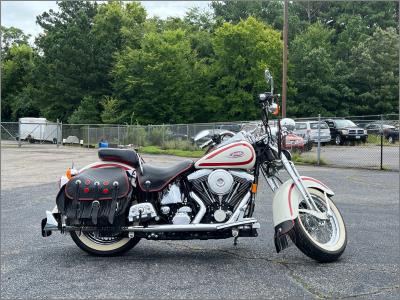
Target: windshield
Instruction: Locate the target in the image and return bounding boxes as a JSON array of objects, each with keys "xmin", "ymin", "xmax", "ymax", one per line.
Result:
[
  {"xmin": 217, "ymin": 131, "xmax": 250, "ymax": 148},
  {"xmin": 335, "ymin": 120, "xmax": 357, "ymax": 127},
  {"xmin": 310, "ymin": 122, "xmax": 328, "ymax": 129}
]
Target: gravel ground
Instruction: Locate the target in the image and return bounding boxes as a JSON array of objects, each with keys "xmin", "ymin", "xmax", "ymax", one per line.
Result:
[{"xmin": 1, "ymin": 145, "xmax": 399, "ymax": 299}]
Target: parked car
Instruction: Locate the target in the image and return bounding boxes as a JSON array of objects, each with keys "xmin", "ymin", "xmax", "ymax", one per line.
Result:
[
  {"xmin": 294, "ymin": 121, "xmax": 331, "ymax": 145},
  {"xmin": 324, "ymin": 119, "xmax": 368, "ymax": 145},
  {"xmin": 282, "ymin": 132, "xmax": 305, "ymax": 152},
  {"xmin": 365, "ymin": 123, "xmax": 399, "ymax": 143}
]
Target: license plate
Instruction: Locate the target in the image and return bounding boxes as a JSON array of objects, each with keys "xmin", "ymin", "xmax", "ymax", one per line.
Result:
[{"xmin": 356, "ymin": 136, "xmax": 360, "ymax": 139}]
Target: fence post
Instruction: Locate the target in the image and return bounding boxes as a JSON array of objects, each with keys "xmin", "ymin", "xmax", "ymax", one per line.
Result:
[
  {"xmin": 187, "ymin": 124, "xmax": 189, "ymax": 141},
  {"xmin": 380, "ymin": 114, "xmax": 383, "ymax": 170},
  {"xmin": 87, "ymin": 125, "xmax": 90, "ymax": 149},
  {"xmin": 56, "ymin": 119, "xmax": 60, "ymax": 148},
  {"xmin": 117, "ymin": 124, "xmax": 120, "ymax": 146},
  {"xmin": 317, "ymin": 114, "xmax": 321, "ymax": 166},
  {"xmin": 18, "ymin": 119, "xmax": 22, "ymax": 147},
  {"xmin": 40, "ymin": 122, "xmax": 43, "ymax": 144},
  {"xmin": 162, "ymin": 124, "xmax": 165, "ymax": 146}
]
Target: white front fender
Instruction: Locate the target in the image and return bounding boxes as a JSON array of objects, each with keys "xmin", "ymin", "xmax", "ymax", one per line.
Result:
[
  {"xmin": 272, "ymin": 176, "xmax": 334, "ymax": 252},
  {"xmin": 272, "ymin": 176, "xmax": 334, "ymax": 228}
]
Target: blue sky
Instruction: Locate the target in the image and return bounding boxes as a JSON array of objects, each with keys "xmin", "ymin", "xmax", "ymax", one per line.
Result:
[{"xmin": 1, "ymin": 1, "xmax": 211, "ymax": 42}]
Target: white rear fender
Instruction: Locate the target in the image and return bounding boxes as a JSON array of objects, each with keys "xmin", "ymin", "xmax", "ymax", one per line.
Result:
[{"xmin": 272, "ymin": 176, "xmax": 334, "ymax": 237}]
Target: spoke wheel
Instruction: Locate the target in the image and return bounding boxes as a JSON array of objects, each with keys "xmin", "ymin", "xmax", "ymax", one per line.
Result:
[
  {"xmin": 291, "ymin": 189, "xmax": 347, "ymax": 262},
  {"xmin": 299, "ymin": 196, "xmax": 340, "ymax": 247},
  {"xmin": 70, "ymin": 231, "xmax": 140, "ymax": 256}
]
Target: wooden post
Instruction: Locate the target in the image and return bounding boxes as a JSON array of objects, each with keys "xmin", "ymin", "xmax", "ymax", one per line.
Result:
[{"xmin": 282, "ymin": 0, "xmax": 288, "ymax": 118}]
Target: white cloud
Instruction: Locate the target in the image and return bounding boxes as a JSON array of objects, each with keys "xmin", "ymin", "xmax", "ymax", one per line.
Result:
[
  {"xmin": 141, "ymin": 1, "xmax": 211, "ymax": 19},
  {"xmin": 1, "ymin": 1, "xmax": 59, "ymax": 43},
  {"xmin": 1, "ymin": 1, "xmax": 212, "ymax": 44}
]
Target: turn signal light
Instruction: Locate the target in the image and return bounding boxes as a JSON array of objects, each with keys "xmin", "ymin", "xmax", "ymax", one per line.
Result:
[
  {"xmin": 272, "ymin": 105, "xmax": 280, "ymax": 116},
  {"xmin": 251, "ymin": 183, "xmax": 258, "ymax": 193},
  {"xmin": 66, "ymin": 168, "xmax": 72, "ymax": 179}
]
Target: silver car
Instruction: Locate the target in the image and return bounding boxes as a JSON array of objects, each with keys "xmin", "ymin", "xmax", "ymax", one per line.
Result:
[{"xmin": 295, "ymin": 121, "xmax": 331, "ymax": 144}]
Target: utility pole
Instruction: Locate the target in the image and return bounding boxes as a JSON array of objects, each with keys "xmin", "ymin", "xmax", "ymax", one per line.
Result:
[{"xmin": 282, "ymin": 0, "xmax": 288, "ymax": 118}]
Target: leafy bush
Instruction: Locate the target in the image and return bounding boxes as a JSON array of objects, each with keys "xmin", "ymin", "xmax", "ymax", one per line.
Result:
[
  {"xmin": 125, "ymin": 126, "xmax": 147, "ymax": 147},
  {"xmin": 148, "ymin": 126, "xmax": 168, "ymax": 146}
]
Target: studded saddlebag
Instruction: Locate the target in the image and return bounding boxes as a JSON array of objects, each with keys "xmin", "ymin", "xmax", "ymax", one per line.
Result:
[{"xmin": 57, "ymin": 168, "xmax": 132, "ymax": 225}]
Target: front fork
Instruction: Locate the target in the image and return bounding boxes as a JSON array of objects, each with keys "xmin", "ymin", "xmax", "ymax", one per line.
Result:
[{"xmin": 264, "ymin": 153, "xmax": 332, "ymax": 216}]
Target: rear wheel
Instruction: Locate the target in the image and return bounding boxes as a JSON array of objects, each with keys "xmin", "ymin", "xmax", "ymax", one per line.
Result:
[
  {"xmin": 70, "ymin": 231, "xmax": 140, "ymax": 256},
  {"xmin": 291, "ymin": 189, "xmax": 347, "ymax": 262}
]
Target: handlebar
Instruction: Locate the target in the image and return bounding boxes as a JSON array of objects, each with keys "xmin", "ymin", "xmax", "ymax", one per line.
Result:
[{"xmin": 199, "ymin": 139, "xmax": 214, "ymax": 149}]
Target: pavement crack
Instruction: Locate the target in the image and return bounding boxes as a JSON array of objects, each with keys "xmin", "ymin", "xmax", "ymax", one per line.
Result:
[
  {"xmin": 336, "ymin": 285, "xmax": 399, "ymax": 299},
  {"xmin": 159, "ymin": 241, "xmax": 292, "ymax": 264},
  {"xmin": 278, "ymin": 261, "xmax": 328, "ymax": 299}
]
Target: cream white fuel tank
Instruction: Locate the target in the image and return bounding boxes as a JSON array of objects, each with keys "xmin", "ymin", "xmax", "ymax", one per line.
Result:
[{"xmin": 195, "ymin": 141, "xmax": 256, "ymax": 169}]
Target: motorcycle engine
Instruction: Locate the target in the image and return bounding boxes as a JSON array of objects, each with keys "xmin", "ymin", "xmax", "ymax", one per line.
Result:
[
  {"xmin": 188, "ymin": 169, "xmax": 254, "ymax": 223},
  {"xmin": 159, "ymin": 184, "xmax": 193, "ymax": 225}
]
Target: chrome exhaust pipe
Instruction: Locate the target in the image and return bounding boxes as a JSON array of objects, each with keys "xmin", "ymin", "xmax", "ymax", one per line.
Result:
[
  {"xmin": 190, "ymin": 192, "xmax": 206, "ymax": 224},
  {"xmin": 42, "ymin": 218, "xmax": 258, "ymax": 233},
  {"xmin": 125, "ymin": 218, "xmax": 258, "ymax": 232},
  {"xmin": 44, "ymin": 211, "xmax": 58, "ymax": 231}
]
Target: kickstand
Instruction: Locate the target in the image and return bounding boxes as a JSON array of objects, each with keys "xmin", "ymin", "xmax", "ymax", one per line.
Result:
[{"xmin": 232, "ymin": 228, "xmax": 239, "ymax": 246}]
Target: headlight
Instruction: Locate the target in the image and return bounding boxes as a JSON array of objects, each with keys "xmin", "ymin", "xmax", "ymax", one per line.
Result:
[{"xmin": 341, "ymin": 129, "xmax": 348, "ymax": 135}]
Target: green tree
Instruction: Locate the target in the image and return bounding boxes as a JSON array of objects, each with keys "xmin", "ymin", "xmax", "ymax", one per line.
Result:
[
  {"xmin": 68, "ymin": 96, "xmax": 101, "ymax": 124},
  {"xmin": 91, "ymin": 1, "xmax": 146, "ymax": 96},
  {"xmin": 35, "ymin": 1, "xmax": 99, "ymax": 121},
  {"xmin": 101, "ymin": 97, "xmax": 124, "ymax": 124},
  {"xmin": 212, "ymin": 17, "xmax": 282, "ymax": 121},
  {"xmin": 348, "ymin": 27, "xmax": 399, "ymax": 115},
  {"xmin": 1, "ymin": 26, "xmax": 30, "ymax": 58},
  {"xmin": 112, "ymin": 28, "xmax": 206, "ymax": 124},
  {"xmin": 1, "ymin": 43, "xmax": 38, "ymax": 121},
  {"xmin": 290, "ymin": 22, "xmax": 340, "ymax": 116}
]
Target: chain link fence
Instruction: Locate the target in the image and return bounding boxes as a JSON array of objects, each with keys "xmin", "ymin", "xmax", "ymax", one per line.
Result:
[
  {"xmin": 60, "ymin": 122, "xmax": 246, "ymax": 148},
  {"xmin": 1, "ymin": 120, "xmax": 62, "ymax": 147},
  {"xmin": 1, "ymin": 114, "xmax": 398, "ymax": 171}
]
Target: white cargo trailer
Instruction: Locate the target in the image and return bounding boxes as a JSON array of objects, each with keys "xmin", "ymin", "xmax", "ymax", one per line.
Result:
[{"xmin": 19, "ymin": 117, "xmax": 61, "ymax": 143}]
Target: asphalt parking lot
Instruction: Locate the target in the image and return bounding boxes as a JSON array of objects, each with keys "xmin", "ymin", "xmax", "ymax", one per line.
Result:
[
  {"xmin": 1, "ymin": 145, "xmax": 399, "ymax": 299},
  {"xmin": 302, "ymin": 145, "xmax": 399, "ymax": 171}
]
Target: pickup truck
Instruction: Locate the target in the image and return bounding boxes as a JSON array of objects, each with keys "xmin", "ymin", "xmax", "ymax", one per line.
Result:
[{"xmin": 324, "ymin": 119, "xmax": 368, "ymax": 145}]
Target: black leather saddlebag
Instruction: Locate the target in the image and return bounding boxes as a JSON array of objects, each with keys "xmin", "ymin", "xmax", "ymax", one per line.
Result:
[{"xmin": 57, "ymin": 167, "xmax": 132, "ymax": 225}]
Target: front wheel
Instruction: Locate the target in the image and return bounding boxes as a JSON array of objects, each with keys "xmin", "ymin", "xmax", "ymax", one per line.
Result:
[
  {"xmin": 70, "ymin": 231, "xmax": 141, "ymax": 256},
  {"xmin": 291, "ymin": 189, "xmax": 347, "ymax": 262},
  {"xmin": 335, "ymin": 135, "xmax": 342, "ymax": 145}
]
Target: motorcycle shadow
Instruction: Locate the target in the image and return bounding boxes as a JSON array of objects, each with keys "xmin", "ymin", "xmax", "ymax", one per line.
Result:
[{"xmin": 48, "ymin": 240, "xmax": 271, "ymax": 265}]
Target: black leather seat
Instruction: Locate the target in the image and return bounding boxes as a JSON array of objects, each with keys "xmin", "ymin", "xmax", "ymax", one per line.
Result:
[
  {"xmin": 98, "ymin": 148, "xmax": 139, "ymax": 168},
  {"xmin": 137, "ymin": 160, "xmax": 194, "ymax": 192}
]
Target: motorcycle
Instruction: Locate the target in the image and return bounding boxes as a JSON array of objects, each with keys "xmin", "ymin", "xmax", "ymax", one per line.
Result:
[{"xmin": 41, "ymin": 70, "xmax": 347, "ymax": 262}]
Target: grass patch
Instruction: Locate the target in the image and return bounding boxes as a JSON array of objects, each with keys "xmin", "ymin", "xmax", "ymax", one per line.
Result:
[
  {"xmin": 366, "ymin": 134, "xmax": 398, "ymax": 146},
  {"xmin": 139, "ymin": 146, "xmax": 205, "ymax": 158},
  {"xmin": 292, "ymin": 152, "xmax": 328, "ymax": 166}
]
